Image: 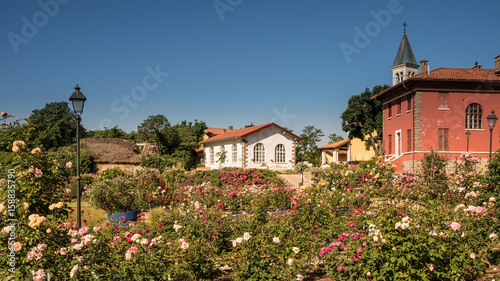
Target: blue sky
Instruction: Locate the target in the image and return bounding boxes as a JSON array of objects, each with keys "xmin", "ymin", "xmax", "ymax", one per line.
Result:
[{"xmin": 1, "ymin": 0, "xmax": 499, "ymax": 146}]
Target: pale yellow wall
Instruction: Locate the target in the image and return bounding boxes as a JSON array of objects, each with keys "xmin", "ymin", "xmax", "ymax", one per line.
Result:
[
  {"xmin": 350, "ymin": 135, "xmax": 376, "ymax": 161},
  {"xmin": 324, "ymin": 151, "xmax": 333, "ymax": 164}
]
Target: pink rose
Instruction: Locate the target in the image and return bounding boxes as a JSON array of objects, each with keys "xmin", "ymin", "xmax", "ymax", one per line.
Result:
[{"xmin": 78, "ymin": 226, "xmax": 89, "ymax": 236}]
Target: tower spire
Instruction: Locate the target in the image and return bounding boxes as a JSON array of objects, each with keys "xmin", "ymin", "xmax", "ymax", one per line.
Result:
[{"xmin": 391, "ymin": 25, "xmax": 419, "ymax": 85}]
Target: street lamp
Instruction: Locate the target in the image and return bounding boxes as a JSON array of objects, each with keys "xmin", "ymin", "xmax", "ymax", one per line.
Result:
[
  {"xmin": 487, "ymin": 110, "xmax": 498, "ymax": 163},
  {"xmin": 69, "ymin": 84, "xmax": 87, "ymax": 229},
  {"xmin": 465, "ymin": 130, "xmax": 471, "ymax": 152},
  {"xmin": 300, "ymin": 147, "xmax": 305, "ymax": 186}
]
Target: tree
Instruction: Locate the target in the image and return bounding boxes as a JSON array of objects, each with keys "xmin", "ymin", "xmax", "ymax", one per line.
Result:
[
  {"xmin": 137, "ymin": 114, "xmax": 171, "ymax": 142},
  {"xmin": 29, "ymin": 101, "xmax": 84, "ymax": 150},
  {"xmin": 328, "ymin": 133, "xmax": 344, "ymax": 143},
  {"xmin": 297, "ymin": 125, "xmax": 324, "ymax": 166},
  {"xmin": 87, "ymin": 126, "xmax": 135, "ymax": 140},
  {"xmin": 340, "ymin": 84, "xmax": 390, "ymax": 156}
]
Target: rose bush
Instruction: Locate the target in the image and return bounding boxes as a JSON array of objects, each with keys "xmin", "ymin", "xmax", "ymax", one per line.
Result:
[{"xmin": 1, "ymin": 143, "xmax": 499, "ymax": 280}]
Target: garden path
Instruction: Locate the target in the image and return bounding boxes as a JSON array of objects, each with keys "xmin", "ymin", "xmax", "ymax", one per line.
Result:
[{"xmin": 278, "ymin": 172, "xmax": 312, "ymax": 188}]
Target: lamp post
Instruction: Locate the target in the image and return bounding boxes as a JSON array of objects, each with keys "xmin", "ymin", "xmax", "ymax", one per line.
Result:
[
  {"xmin": 487, "ymin": 110, "xmax": 498, "ymax": 163},
  {"xmin": 69, "ymin": 84, "xmax": 87, "ymax": 229},
  {"xmin": 300, "ymin": 147, "xmax": 305, "ymax": 186},
  {"xmin": 465, "ymin": 130, "xmax": 471, "ymax": 152}
]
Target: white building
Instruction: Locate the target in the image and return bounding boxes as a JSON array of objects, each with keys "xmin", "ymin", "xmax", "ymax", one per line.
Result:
[{"xmin": 199, "ymin": 123, "xmax": 302, "ymax": 170}]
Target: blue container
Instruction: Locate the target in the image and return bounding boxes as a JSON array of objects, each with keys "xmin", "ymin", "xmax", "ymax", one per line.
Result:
[{"xmin": 107, "ymin": 209, "xmax": 142, "ymax": 224}]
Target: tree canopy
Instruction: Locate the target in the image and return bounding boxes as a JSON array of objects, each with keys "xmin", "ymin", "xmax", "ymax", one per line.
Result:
[
  {"xmin": 297, "ymin": 125, "xmax": 324, "ymax": 166},
  {"xmin": 29, "ymin": 101, "xmax": 84, "ymax": 150},
  {"xmin": 340, "ymin": 84, "xmax": 389, "ymax": 156},
  {"xmin": 87, "ymin": 126, "xmax": 136, "ymax": 140},
  {"xmin": 137, "ymin": 115, "xmax": 207, "ymax": 169},
  {"xmin": 328, "ymin": 133, "xmax": 344, "ymax": 144},
  {"xmin": 137, "ymin": 114, "xmax": 171, "ymax": 142}
]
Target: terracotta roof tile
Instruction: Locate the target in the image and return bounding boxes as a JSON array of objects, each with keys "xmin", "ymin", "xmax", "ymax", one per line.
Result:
[
  {"xmin": 412, "ymin": 68, "xmax": 500, "ymax": 81},
  {"xmin": 200, "ymin": 123, "xmax": 302, "ymax": 143},
  {"xmin": 373, "ymin": 68, "xmax": 500, "ymax": 100},
  {"xmin": 318, "ymin": 139, "xmax": 350, "ymax": 150}
]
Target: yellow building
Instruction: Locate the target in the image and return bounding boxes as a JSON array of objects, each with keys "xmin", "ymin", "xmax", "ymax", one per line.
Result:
[{"xmin": 319, "ymin": 135, "xmax": 377, "ymax": 166}]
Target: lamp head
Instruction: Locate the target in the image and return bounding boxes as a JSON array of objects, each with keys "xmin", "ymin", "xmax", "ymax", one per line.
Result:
[
  {"xmin": 487, "ymin": 110, "xmax": 498, "ymax": 129},
  {"xmin": 69, "ymin": 84, "xmax": 87, "ymax": 115}
]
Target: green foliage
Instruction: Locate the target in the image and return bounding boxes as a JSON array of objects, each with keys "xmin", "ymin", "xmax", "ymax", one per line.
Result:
[
  {"xmin": 341, "ymin": 84, "xmax": 390, "ymax": 155},
  {"xmin": 328, "ymin": 133, "xmax": 344, "ymax": 143},
  {"xmin": 87, "ymin": 126, "xmax": 136, "ymax": 140},
  {"xmin": 137, "ymin": 114, "xmax": 171, "ymax": 142},
  {"xmin": 2, "ymin": 143, "xmax": 498, "ymax": 280},
  {"xmin": 0, "ymin": 114, "xmax": 33, "ymax": 152},
  {"xmin": 210, "ymin": 170, "xmax": 221, "ymax": 187},
  {"xmin": 0, "ymin": 151, "xmax": 17, "ymax": 178},
  {"xmin": 79, "ymin": 149, "xmax": 96, "ymax": 174},
  {"xmin": 421, "ymin": 150, "xmax": 448, "ymax": 184},
  {"xmin": 29, "ymin": 101, "xmax": 84, "ymax": 150},
  {"xmin": 164, "ymin": 149, "xmax": 196, "ymax": 170},
  {"xmin": 138, "ymin": 116, "xmax": 207, "ymax": 170},
  {"xmin": 215, "ymin": 150, "xmax": 227, "ymax": 164},
  {"xmin": 88, "ymin": 175, "xmax": 140, "ymax": 214},
  {"xmin": 97, "ymin": 167, "xmax": 128, "ymax": 180},
  {"xmin": 68, "ymin": 174, "xmax": 94, "ymax": 199},
  {"xmin": 487, "ymin": 149, "xmax": 500, "ymax": 191},
  {"xmin": 297, "ymin": 125, "xmax": 324, "ymax": 166}
]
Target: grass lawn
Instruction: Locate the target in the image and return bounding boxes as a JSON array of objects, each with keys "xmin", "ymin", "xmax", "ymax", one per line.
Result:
[{"xmin": 67, "ymin": 200, "xmax": 108, "ymax": 227}]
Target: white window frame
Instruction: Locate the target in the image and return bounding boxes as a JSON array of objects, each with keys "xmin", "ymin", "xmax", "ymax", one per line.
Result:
[
  {"xmin": 232, "ymin": 144, "xmax": 237, "ymax": 162},
  {"xmin": 209, "ymin": 147, "xmax": 214, "ymax": 164},
  {"xmin": 275, "ymin": 144, "xmax": 286, "ymax": 163},
  {"xmin": 253, "ymin": 143, "xmax": 265, "ymax": 162}
]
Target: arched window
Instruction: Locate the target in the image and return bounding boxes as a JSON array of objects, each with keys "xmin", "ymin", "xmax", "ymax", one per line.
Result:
[
  {"xmin": 275, "ymin": 144, "xmax": 286, "ymax": 163},
  {"xmin": 232, "ymin": 144, "xmax": 237, "ymax": 162},
  {"xmin": 209, "ymin": 147, "xmax": 214, "ymax": 164},
  {"xmin": 253, "ymin": 143, "xmax": 265, "ymax": 162},
  {"xmin": 466, "ymin": 103, "xmax": 483, "ymax": 129}
]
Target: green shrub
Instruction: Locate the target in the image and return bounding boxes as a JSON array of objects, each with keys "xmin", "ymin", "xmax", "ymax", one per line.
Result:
[
  {"xmin": 88, "ymin": 175, "xmax": 140, "ymax": 213},
  {"xmin": 210, "ymin": 169, "xmax": 221, "ymax": 187},
  {"xmin": 68, "ymin": 174, "xmax": 94, "ymax": 199},
  {"xmin": 487, "ymin": 150, "xmax": 500, "ymax": 191},
  {"xmin": 98, "ymin": 167, "xmax": 128, "ymax": 180}
]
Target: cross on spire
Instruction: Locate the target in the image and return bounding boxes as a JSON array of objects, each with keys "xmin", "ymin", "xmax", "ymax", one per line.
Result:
[{"xmin": 403, "ymin": 22, "xmax": 407, "ymax": 33}]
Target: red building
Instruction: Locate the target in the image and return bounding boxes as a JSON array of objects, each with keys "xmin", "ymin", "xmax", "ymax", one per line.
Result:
[{"xmin": 373, "ymin": 29, "xmax": 500, "ymax": 172}]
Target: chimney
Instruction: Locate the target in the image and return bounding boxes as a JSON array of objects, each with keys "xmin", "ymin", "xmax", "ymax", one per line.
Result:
[
  {"xmin": 471, "ymin": 61, "xmax": 483, "ymax": 69},
  {"xmin": 495, "ymin": 54, "xmax": 500, "ymax": 74},
  {"xmin": 420, "ymin": 58, "xmax": 429, "ymax": 74},
  {"xmin": 228, "ymin": 126, "xmax": 233, "ymax": 131}
]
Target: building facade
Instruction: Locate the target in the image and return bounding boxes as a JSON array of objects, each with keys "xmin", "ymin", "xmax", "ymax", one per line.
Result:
[
  {"xmin": 199, "ymin": 123, "xmax": 302, "ymax": 170},
  {"xmin": 374, "ymin": 29, "xmax": 500, "ymax": 172}
]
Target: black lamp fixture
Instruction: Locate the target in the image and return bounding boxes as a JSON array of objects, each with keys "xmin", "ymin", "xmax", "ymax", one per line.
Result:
[
  {"xmin": 465, "ymin": 130, "xmax": 471, "ymax": 152},
  {"xmin": 69, "ymin": 84, "xmax": 87, "ymax": 230},
  {"xmin": 69, "ymin": 84, "xmax": 87, "ymax": 115},
  {"xmin": 487, "ymin": 110, "xmax": 498, "ymax": 163}
]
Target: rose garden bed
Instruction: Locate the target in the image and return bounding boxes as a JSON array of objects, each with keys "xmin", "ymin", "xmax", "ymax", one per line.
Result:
[{"xmin": 1, "ymin": 144, "xmax": 500, "ymax": 280}]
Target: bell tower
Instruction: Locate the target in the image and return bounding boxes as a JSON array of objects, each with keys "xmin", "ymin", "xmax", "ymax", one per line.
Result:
[{"xmin": 391, "ymin": 23, "xmax": 419, "ymax": 86}]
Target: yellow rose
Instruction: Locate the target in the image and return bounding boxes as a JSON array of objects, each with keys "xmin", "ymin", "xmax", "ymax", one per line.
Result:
[
  {"xmin": 10, "ymin": 242, "xmax": 22, "ymax": 252},
  {"xmin": 46, "ymin": 229, "xmax": 52, "ymax": 234}
]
